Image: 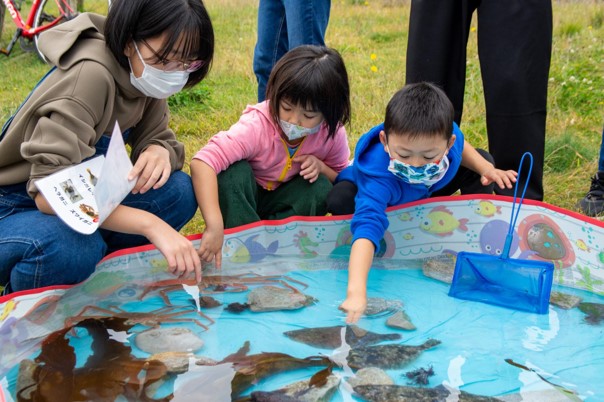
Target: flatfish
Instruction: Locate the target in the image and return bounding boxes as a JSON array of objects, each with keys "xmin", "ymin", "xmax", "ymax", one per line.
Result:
[
  {"xmin": 347, "ymin": 339, "xmax": 441, "ymax": 369},
  {"xmin": 353, "ymin": 384, "xmax": 503, "ymax": 402},
  {"xmin": 578, "ymin": 302, "xmax": 604, "ymax": 324},
  {"xmin": 284, "ymin": 325, "xmax": 401, "ymax": 349}
]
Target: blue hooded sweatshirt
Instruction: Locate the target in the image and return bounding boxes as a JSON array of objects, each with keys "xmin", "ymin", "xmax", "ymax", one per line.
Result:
[{"xmin": 336, "ymin": 122, "xmax": 464, "ymax": 249}]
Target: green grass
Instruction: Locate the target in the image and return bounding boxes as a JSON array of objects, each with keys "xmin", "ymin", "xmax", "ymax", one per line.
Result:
[{"xmin": 2, "ymin": 0, "xmax": 604, "ymax": 236}]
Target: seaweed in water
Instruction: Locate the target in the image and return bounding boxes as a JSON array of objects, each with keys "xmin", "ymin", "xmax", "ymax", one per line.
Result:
[
  {"xmin": 204, "ymin": 340, "xmax": 333, "ymax": 398},
  {"xmin": 16, "ymin": 317, "xmax": 170, "ymax": 402},
  {"xmin": 405, "ymin": 365, "xmax": 435, "ymax": 386}
]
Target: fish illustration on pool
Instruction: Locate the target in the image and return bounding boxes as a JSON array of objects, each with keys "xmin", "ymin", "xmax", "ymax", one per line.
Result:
[
  {"xmin": 224, "ymin": 235, "xmax": 279, "ymax": 263},
  {"xmin": 474, "ymin": 200, "xmax": 502, "ymax": 217},
  {"xmin": 420, "ymin": 206, "xmax": 468, "ymax": 236}
]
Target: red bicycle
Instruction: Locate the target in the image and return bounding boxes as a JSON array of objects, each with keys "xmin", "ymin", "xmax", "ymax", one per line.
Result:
[{"xmin": 0, "ymin": 0, "xmax": 109, "ymax": 62}]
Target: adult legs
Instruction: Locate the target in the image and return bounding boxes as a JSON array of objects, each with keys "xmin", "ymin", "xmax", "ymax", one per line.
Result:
[
  {"xmin": 578, "ymin": 126, "xmax": 604, "ymax": 216},
  {"xmin": 254, "ymin": 0, "xmax": 288, "ymax": 102},
  {"xmin": 405, "ymin": 0, "xmax": 476, "ymax": 124},
  {"xmin": 0, "ymin": 184, "xmax": 106, "ymax": 293},
  {"xmin": 99, "ymin": 170, "xmax": 197, "ymax": 254},
  {"xmin": 477, "ymin": 0, "xmax": 552, "ymax": 200},
  {"xmin": 217, "ymin": 161, "xmax": 261, "ymax": 229},
  {"xmin": 253, "ymin": 0, "xmax": 331, "ymax": 102}
]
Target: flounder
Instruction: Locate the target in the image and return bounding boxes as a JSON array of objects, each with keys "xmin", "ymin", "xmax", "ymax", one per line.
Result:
[
  {"xmin": 347, "ymin": 339, "xmax": 441, "ymax": 369},
  {"xmin": 578, "ymin": 302, "xmax": 604, "ymax": 324},
  {"xmin": 283, "ymin": 325, "xmax": 401, "ymax": 349},
  {"xmin": 353, "ymin": 384, "xmax": 503, "ymax": 401}
]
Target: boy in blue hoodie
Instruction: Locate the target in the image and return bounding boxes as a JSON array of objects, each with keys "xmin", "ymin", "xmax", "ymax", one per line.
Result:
[{"xmin": 327, "ymin": 82, "xmax": 518, "ymax": 323}]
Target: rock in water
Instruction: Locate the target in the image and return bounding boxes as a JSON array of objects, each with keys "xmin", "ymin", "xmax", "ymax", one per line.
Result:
[
  {"xmin": 422, "ymin": 254, "xmax": 456, "ymax": 284},
  {"xmin": 134, "ymin": 327, "xmax": 204, "ymax": 354},
  {"xmin": 386, "ymin": 310, "xmax": 416, "ymax": 330},
  {"xmin": 353, "ymin": 384, "xmax": 503, "ymax": 402},
  {"xmin": 549, "ymin": 291, "xmax": 582, "ymax": 309},
  {"xmin": 247, "ymin": 285, "xmax": 316, "ymax": 312},
  {"xmin": 346, "ymin": 367, "xmax": 394, "ymax": 388},
  {"xmin": 347, "ymin": 339, "xmax": 441, "ymax": 370},
  {"xmin": 284, "ymin": 325, "xmax": 401, "ymax": 349},
  {"xmin": 364, "ymin": 297, "xmax": 403, "ymax": 317},
  {"xmin": 578, "ymin": 302, "xmax": 604, "ymax": 324}
]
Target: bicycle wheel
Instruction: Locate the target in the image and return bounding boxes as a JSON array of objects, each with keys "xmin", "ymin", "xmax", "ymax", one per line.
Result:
[{"xmin": 33, "ymin": 0, "xmax": 110, "ymax": 63}]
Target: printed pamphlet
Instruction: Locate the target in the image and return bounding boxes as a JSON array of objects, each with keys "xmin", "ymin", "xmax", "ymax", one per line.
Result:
[{"xmin": 35, "ymin": 122, "xmax": 136, "ymax": 234}]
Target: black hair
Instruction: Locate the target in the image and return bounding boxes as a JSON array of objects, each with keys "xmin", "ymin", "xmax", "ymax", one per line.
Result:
[
  {"xmin": 384, "ymin": 82, "xmax": 454, "ymax": 141},
  {"xmin": 266, "ymin": 45, "xmax": 351, "ymax": 140},
  {"xmin": 104, "ymin": 0, "xmax": 214, "ymax": 87}
]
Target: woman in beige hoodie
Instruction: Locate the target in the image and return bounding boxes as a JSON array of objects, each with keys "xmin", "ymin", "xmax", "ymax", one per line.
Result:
[{"xmin": 0, "ymin": 0, "xmax": 214, "ymax": 294}]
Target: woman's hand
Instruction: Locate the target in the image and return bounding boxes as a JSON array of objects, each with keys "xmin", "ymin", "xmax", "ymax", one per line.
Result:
[
  {"xmin": 146, "ymin": 223, "xmax": 202, "ymax": 282},
  {"xmin": 129, "ymin": 144, "xmax": 171, "ymax": 194},
  {"xmin": 293, "ymin": 154, "xmax": 325, "ymax": 183}
]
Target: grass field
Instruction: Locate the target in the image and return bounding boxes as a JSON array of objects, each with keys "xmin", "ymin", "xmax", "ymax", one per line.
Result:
[{"xmin": 1, "ymin": 0, "xmax": 603, "ymax": 236}]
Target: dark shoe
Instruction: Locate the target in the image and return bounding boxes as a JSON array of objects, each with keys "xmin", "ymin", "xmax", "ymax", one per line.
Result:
[{"xmin": 578, "ymin": 171, "xmax": 604, "ymax": 216}]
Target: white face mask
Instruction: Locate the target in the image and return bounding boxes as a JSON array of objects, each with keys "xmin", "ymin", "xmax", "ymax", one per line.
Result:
[
  {"xmin": 279, "ymin": 120, "xmax": 322, "ymax": 141},
  {"xmin": 129, "ymin": 42, "xmax": 189, "ymax": 99}
]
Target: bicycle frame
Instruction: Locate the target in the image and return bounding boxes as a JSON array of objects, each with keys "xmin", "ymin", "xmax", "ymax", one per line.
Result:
[{"xmin": 2, "ymin": 0, "xmax": 68, "ymax": 40}]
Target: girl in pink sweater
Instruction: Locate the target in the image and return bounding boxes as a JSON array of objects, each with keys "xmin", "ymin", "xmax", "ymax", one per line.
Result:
[{"xmin": 191, "ymin": 45, "xmax": 351, "ymax": 267}]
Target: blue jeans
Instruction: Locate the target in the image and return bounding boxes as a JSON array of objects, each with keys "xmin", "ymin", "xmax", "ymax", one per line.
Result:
[
  {"xmin": 253, "ymin": 0, "xmax": 331, "ymax": 101},
  {"xmin": 0, "ymin": 135, "xmax": 197, "ymax": 294}
]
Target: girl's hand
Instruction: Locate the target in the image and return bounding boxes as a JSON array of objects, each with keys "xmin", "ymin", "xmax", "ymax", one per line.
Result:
[
  {"xmin": 293, "ymin": 155, "xmax": 324, "ymax": 183},
  {"xmin": 339, "ymin": 294, "xmax": 367, "ymax": 324},
  {"xmin": 146, "ymin": 224, "xmax": 202, "ymax": 282},
  {"xmin": 481, "ymin": 168, "xmax": 518, "ymax": 190},
  {"xmin": 197, "ymin": 226, "xmax": 223, "ymax": 269},
  {"xmin": 129, "ymin": 144, "xmax": 171, "ymax": 194}
]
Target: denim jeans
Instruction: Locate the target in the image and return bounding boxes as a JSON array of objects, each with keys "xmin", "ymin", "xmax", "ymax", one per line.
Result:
[
  {"xmin": 253, "ymin": 0, "xmax": 331, "ymax": 101},
  {"xmin": 0, "ymin": 134, "xmax": 197, "ymax": 294}
]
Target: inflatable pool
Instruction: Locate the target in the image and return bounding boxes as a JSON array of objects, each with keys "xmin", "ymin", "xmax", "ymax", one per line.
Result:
[{"xmin": 1, "ymin": 195, "xmax": 603, "ymax": 401}]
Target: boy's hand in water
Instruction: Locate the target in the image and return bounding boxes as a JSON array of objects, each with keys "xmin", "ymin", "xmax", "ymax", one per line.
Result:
[{"xmin": 339, "ymin": 294, "xmax": 367, "ymax": 324}]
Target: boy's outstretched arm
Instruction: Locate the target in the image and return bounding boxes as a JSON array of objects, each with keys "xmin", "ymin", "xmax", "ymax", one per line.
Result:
[
  {"xmin": 461, "ymin": 140, "xmax": 517, "ymax": 190},
  {"xmin": 339, "ymin": 238, "xmax": 375, "ymax": 324},
  {"xmin": 191, "ymin": 159, "xmax": 224, "ymax": 269}
]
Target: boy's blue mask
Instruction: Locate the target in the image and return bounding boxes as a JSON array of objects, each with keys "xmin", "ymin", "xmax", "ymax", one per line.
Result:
[{"xmin": 387, "ymin": 147, "xmax": 450, "ymax": 187}]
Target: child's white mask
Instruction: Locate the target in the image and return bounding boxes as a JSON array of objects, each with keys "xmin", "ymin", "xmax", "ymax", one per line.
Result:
[
  {"xmin": 279, "ymin": 120, "xmax": 322, "ymax": 141},
  {"xmin": 387, "ymin": 147, "xmax": 450, "ymax": 187},
  {"xmin": 129, "ymin": 42, "xmax": 189, "ymax": 99}
]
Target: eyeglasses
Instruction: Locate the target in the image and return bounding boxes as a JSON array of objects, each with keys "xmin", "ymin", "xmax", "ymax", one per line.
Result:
[{"xmin": 139, "ymin": 39, "xmax": 205, "ymax": 73}]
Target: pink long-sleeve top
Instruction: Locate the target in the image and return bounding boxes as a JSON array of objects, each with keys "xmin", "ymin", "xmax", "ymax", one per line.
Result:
[{"xmin": 193, "ymin": 101, "xmax": 350, "ymax": 190}]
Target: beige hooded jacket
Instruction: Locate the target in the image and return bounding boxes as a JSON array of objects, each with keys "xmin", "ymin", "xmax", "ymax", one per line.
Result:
[{"xmin": 0, "ymin": 13, "xmax": 185, "ymax": 197}]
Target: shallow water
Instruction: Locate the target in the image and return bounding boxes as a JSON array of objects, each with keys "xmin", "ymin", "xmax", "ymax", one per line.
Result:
[{"xmin": 4, "ymin": 256, "xmax": 604, "ymax": 401}]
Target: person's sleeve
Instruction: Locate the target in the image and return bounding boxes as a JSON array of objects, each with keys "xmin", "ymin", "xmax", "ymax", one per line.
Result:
[
  {"xmin": 350, "ymin": 173, "xmax": 393, "ymax": 250},
  {"xmin": 192, "ymin": 110, "xmax": 264, "ymax": 174},
  {"xmin": 128, "ymin": 98, "xmax": 184, "ymax": 172},
  {"xmin": 21, "ymin": 62, "xmax": 113, "ymax": 197}
]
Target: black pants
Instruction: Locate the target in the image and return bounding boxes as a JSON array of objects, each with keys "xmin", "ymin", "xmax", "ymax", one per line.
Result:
[
  {"xmin": 405, "ymin": 0, "xmax": 552, "ymax": 201},
  {"xmin": 327, "ymin": 149, "xmax": 494, "ymax": 215}
]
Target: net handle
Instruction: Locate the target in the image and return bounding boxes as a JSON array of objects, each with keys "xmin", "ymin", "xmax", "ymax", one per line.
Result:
[{"xmin": 501, "ymin": 152, "xmax": 534, "ymax": 258}]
